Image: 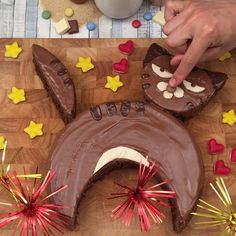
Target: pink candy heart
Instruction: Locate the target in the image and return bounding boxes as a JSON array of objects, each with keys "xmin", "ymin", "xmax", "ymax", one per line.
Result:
[
  {"xmin": 214, "ymin": 160, "xmax": 231, "ymax": 175},
  {"xmin": 230, "ymin": 147, "xmax": 236, "ymax": 163},
  {"xmin": 119, "ymin": 40, "xmax": 134, "ymax": 56},
  {"xmin": 113, "ymin": 58, "xmax": 129, "ymax": 74},
  {"xmin": 208, "ymin": 139, "xmax": 224, "ymax": 155}
]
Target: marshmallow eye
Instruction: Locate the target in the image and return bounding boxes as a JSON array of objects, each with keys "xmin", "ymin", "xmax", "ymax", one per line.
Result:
[
  {"xmin": 152, "ymin": 64, "xmax": 173, "ymax": 78},
  {"xmin": 183, "ymin": 80, "xmax": 206, "ymax": 93}
]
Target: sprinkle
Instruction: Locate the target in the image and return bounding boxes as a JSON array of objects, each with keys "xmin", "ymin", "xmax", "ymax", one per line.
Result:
[
  {"xmin": 76, "ymin": 57, "xmax": 94, "ymax": 73},
  {"xmin": 222, "ymin": 109, "xmax": 236, "ymax": 126},
  {"xmin": 41, "ymin": 10, "xmax": 51, "ymax": 20},
  {"xmin": 86, "ymin": 21, "xmax": 96, "ymax": 31},
  {"xmin": 0, "ymin": 136, "xmax": 5, "ymax": 150},
  {"xmin": 132, "ymin": 20, "xmax": 141, "ymax": 28},
  {"xmin": 4, "ymin": 42, "xmax": 22, "ymax": 59},
  {"xmin": 143, "ymin": 12, "xmax": 153, "ymax": 21},
  {"xmin": 65, "ymin": 7, "xmax": 74, "ymax": 17},
  {"xmin": 7, "ymin": 87, "xmax": 26, "ymax": 104},
  {"xmin": 105, "ymin": 75, "xmax": 124, "ymax": 92},
  {"xmin": 24, "ymin": 121, "xmax": 44, "ymax": 139},
  {"xmin": 218, "ymin": 52, "xmax": 232, "ymax": 62}
]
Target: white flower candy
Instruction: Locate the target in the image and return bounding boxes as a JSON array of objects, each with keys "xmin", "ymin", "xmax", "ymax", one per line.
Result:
[{"xmin": 157, "ymin": 81, "xmax": 184, "ymax": 99}]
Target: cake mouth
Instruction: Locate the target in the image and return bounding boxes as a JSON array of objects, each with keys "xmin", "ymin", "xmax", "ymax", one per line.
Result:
[{"xmin": 94, "ymin": 146, "xmax": 149, "ymax": 174}]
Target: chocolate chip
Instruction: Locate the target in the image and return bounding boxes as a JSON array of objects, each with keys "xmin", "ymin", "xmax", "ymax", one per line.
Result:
[
  {"xmin": 186, "ymin": 102, "xmax": 194, "ymax": 110},
  {"xmin": 90, "ymin": 106, "xmax": 102, "ymax": 121},
  {"xmin": 160, "ymin": 67, "xmax": 165, "ymax": 72},
  {"xmin": 135, "ymin": 102, "xmax": 145, "ymax": 114},
  {"xmin": 120, "ymin": 101, "xmax": 131, "ymax": 117},
  {"xmin": 68, "ymin": 20, "xmax": 79, "ymax": 34},
  {"xmin": 142, "ymin": 73, "xmax": 150, "ymax": 80},
  {"xmin": 106, "ymin": 102, "xmax": 117, "ymax": 116},
  {"xmin": 142, "ymin": 83, "xmax": 151, "ymax": 90}
]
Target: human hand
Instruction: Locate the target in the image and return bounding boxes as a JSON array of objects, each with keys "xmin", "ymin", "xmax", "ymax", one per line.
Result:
[{"xmin": 163, "ymin": 0, "xmax": 236, "ymax": 87}]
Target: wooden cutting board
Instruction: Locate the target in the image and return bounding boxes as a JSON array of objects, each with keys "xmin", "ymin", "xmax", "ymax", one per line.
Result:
[{"xmin": 0, "ymin": 39, "xmax": 236, "ymax": 236}]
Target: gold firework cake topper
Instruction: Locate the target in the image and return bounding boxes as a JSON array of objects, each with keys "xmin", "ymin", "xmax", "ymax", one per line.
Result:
[
  {"xmin": 192, "ymin": 177, "xmax": 236, "ymax": 235},
  {"xmin": 0, "ymin": 141, "xmax": 41, "ymax": 181}
]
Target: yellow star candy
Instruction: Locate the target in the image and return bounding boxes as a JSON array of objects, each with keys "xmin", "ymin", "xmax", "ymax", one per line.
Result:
[
  {"xmin": 76, "ymin": 57, "xmax": 94, "ymax": 73},
  {"xmin": 222, "ymin": 109, "xmax": 236, "ymax": 126},
  {"xmin": 5, "ymin": 42, "xmax": 23, "ymax": 59},
  {"xmin": 0, "ymin": 136, "xmax": 5, "ymax": 150},
  {"xmin": 105, "ymin": 75, "xmax": 124, "ymax": 92},
  {"xmin": 8, "ymin": 87, "xmax": 26, "ymax": 104},
  {"xmin": 218, "ymin": 52, "xmax": 232, "ymax": 62},
  {"xmin": 24, "ymin": 121, "xmax": 44, "ymax": 139}
]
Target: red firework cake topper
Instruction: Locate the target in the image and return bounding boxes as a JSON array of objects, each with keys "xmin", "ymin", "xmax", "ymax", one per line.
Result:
[
  {"xmin": 109, "ymin": 158, "xmax": 176, "ymax": 232},
  {"xmin": 0, "ymin": 169, "xmax": 68, "ymax": 236}
]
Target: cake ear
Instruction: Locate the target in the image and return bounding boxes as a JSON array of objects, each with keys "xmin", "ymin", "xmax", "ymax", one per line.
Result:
[
  {"xmin": 205, "ymin": 70, "xmax": 228, "ymax": 90},
  {"xmin": 143, "ymin": 43, "xmax": 170, "ymax": 67}
]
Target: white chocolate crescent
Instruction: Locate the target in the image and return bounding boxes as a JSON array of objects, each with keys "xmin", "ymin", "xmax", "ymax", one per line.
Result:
[
  {"xmin": 152, "ymin": 64, "xmax": 173, "ymax": 78},
  {"xmin": 94, "ymin": 146, "xmax": 149, "ymax": 174},
  {"xmin": 183, "ymin": 80, "xmax": 205, "ymax": 93}
]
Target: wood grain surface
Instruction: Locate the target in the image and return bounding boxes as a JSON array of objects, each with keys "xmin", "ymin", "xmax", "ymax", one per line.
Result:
[{"xmin": 0, "ymin": 38, "xmax": 236, "ymax": 236}]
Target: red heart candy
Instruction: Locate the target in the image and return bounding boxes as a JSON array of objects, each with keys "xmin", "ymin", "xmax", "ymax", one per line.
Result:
[
  {"xmin": 113, "ymin": 58, "xmax": 129, "ymax": 74},
  {"xmin": 119, "ymin": 40, "xmax": 134, "ymax": 56},
  {"xmin": 214, "ymin": 160, "xmax": 231, "ymax": 175},
  {"xmin": 208, "ymin": 139, "xmax": 224, "ymax": 155},
  {"xmin": 230, "ymin": 147, "xmax": 236, "ymax": 163}
]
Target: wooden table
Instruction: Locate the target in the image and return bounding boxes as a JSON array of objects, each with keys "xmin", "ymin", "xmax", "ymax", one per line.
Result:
[
  {"xmin": 0, "ymin": 38, "xmax": 236, "ymax": 236},
  {"xmin": 0, "ymin": 0, "xmax": 164, "ymax": 38}
]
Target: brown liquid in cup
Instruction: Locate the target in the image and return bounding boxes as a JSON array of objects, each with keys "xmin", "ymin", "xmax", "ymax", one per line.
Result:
[{"xmin": 70, "ymin": 0, "xmax": 88, "ymax": 4}]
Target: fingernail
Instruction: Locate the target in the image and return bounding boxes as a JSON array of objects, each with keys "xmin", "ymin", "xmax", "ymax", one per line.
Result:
[
  {"xmin": 170, "ymin": 59, "xmax": 178, "ymax": 66},
  {"xmin": 169, "ymin": 77, "xmax": 177, "ymax": 87}
]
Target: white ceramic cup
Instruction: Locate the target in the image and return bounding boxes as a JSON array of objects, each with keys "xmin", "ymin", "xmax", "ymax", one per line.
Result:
[{"xmin": 95, "ymin": 0, "xmax": 143, "ymax": 19}]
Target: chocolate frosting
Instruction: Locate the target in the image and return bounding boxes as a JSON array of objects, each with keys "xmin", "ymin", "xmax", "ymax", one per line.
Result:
[
  {"xmin": 142, "ymin": 44, "xmax": 228, "ymax": 118},
  {"xmin": 50, "ymin": 102, "xmax": 204, "ymax": 233},
  {"xmin": 32, "ymin": 44, "xmax": 76, "ymax": 124}
]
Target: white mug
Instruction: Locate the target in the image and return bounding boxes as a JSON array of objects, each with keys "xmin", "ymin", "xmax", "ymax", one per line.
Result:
[{"xmin": 95, "ymin": 0, "xmax": 143, "ymax": 19}]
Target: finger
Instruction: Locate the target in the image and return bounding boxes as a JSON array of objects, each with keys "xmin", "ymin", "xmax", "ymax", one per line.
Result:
[
  {"xmin": 163, "ymin": 11, "xmax": 188, "ymax": 35},
  {"xmin": 198, "ymin": 47, "xmax": 226, "ymax": 62},
  {"xmin": 165, "ymin": 24, "xmax": 192, "ymax": 49},
  {"xmin": 169, "ymin": 37, "xmax": 210, "ymax": 87},
  {"xmin": 165, "ymin": 0, "xmax": 186, "ymax": 22},
  {"xmin": 170, "ymin": 54, "xmax": 184, "ymax": 66},
  {"xmin": 170, "ymin": 47, "xmax": 227, "ymax": 67},
  {"xmin": 172, "ymin": 44, "xmax": 188, "ymax": 55}
]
